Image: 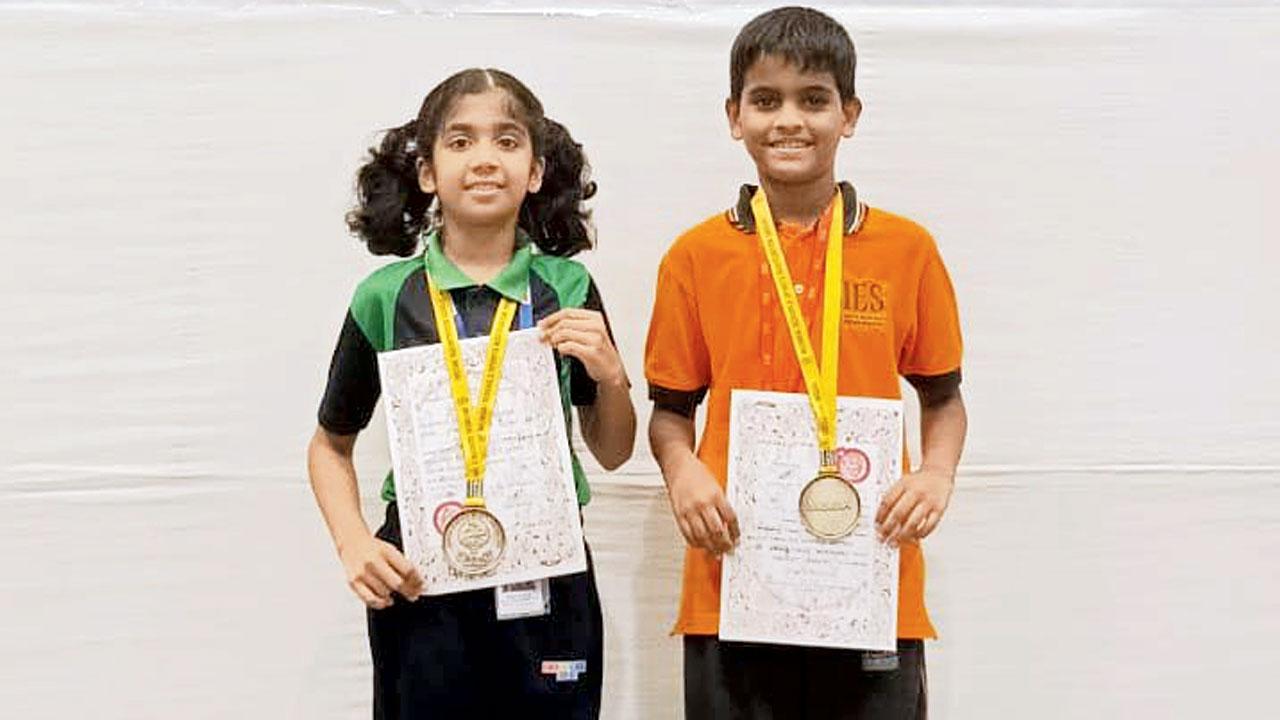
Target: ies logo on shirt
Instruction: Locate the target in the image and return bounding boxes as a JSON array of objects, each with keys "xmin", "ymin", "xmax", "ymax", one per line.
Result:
[{"xmin": 842, "ymin": 279, "xmax": 889, "ymax": 329}]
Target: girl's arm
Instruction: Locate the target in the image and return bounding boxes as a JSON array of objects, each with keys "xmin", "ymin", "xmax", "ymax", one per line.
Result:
[
  {"xmin": 307, "ymin": 427, "xmax": 423, "ymax": 607},
  {"xmin": 578, "ymin": 374, "xmax": 636, "ymax": 470},
  {"xmin": 538, "ymin": 308, "xmax": 636, "ymax": 469}
]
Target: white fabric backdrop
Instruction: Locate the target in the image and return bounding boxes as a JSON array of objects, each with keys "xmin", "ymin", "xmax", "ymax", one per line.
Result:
[{"xmin": 2, "ymin": 2, "xmax": 1277, "ymax": 718}]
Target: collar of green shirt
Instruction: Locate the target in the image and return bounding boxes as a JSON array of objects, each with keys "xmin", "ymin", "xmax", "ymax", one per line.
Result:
[{"xmin": 423, "ymin": 228, "xmax": 533, "ymax": 302}]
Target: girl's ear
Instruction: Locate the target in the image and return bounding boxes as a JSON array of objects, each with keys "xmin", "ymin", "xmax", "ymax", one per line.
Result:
[
  {"xmin": 527, "ymin": 157, "xmax": 545, "ymax": 194},
  {"xmin": 417, "ymin": 158, "xmax": 437, "ymax": 194}
]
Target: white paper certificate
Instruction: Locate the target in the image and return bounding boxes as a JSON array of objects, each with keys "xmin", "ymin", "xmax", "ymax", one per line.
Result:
[
  {"xmin": 377, "ymin": 328, "xmax": 586, "ymax": 596},
  {"xmin": 719, "ymin": 389, "xmax": 903, "ymax": 651}
]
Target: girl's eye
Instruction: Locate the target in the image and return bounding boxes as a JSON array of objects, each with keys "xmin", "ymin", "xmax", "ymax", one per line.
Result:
[
  {"xmin": 496, "ymin": 136, "xmax": 520, "ymax": 150},
  {"xmin": 447, "ymin": 136, "xmax": 470, "ymax": 150}
]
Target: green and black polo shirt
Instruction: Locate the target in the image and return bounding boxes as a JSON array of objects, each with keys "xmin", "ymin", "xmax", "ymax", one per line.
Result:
[{"xmin": 318, "ymin": 231, "xmax": 612, "ymax": 505}]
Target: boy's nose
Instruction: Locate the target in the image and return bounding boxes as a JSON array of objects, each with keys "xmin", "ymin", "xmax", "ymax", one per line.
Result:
[{"xmin": 774, "ymin": 101, "xmax": 804, "ymax": 129}]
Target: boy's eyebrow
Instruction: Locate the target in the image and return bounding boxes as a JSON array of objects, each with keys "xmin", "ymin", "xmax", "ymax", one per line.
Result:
[{"xmin": 743, "ymin": 83, "xmax": 836, "ymax": 96}]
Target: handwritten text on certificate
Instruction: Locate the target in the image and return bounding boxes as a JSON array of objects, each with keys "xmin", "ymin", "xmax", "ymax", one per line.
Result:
[
  {"xmin": 378, "ymin": 329, "xmax": 586, "ymax": 596},
  {"xmin": 720, "ymin": 390, "xmax": 903, "ymax": 651}
]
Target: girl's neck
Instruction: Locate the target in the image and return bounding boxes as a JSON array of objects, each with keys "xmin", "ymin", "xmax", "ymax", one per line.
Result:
[
  {"xmin": 438, "ymin": 214, "xmax": 519, "ymax": 285},
  {"xmin": 759, "ymin": 173, "xmax": 838, "ymax": 227}
]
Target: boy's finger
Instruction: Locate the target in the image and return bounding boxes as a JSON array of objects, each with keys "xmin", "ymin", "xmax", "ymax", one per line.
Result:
[
  {"xmin": 897, "ymin": 504, "xmax": 930, "ymax": 542},
  {"xmin": 700, "ymin": 504, "xmax": 731, "ymax": 552},
  {"xmin": 876, "ymin": 482, "xmax": 905, "ymax": 524},
  {"xmin": 876, "ymin": 493, "xmax": 909, "ymax": 537},
  {"xmin": 675, "ymin": 515, "xmax": 698, "ymax": 548},
  {"xmin": 713, "ymin": 493, "xmax": 741, "ymax": 544},
  {"xmin": 919, "ymin": 511, "xmax": 941, "ymax": 539},
  {"xmin": 685, "ymin": 510, "xmax": 711, "ymax": 551}
]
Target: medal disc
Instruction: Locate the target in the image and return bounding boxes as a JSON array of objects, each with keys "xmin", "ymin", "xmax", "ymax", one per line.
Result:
[
  {"xmin": 798, "ymin": 472, "xmax": 861, "ymax": 540},
  {"xmin": 441, "ymin": 507, "xmax": 506, "ymax": 576}
]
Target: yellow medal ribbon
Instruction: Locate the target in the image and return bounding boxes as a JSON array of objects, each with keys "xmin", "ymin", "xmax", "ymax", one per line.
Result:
[
  {"xmin": 426, "ymin": 274, "xmax": 517, "ymax": 508},
  {"xmin": 752, "ymin": 187, "xmax": 844, "ymax": 473}
]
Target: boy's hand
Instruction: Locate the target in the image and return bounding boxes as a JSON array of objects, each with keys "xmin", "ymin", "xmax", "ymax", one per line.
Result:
[
  {"xmin": 538, "ymin": 309, "xmax": 627, "ymax": 387},
  {"xmin": 875, "ymin": 466, "xmax": 954, "ymax": 546},
  {"xmin": 665, "ymin": 455, "xmax": 740, "ymax": 554},
  {"xmin": 338, "ymin": 533, "xmax": 424, "ymax": 609}
]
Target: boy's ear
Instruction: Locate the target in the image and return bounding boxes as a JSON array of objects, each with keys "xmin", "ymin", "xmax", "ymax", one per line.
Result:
[
  {"xmin": 417, "ymin": 158, "xmax": 436, "ymax": 194},
  {"xmin": 527, "ymin": 157, "xmax": 544, "ymax": 194},
  {"xmin": 841, "ymin": 96, "xmax": 863, "ymax": 138},
  {"xmin": 726, "ymin": 97, "xmax": 744, "ymax": 140}
]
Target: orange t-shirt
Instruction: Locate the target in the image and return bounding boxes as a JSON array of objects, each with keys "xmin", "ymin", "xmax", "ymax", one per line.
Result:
[{"xmin": 644, "ymin": 184, "xmax": 963, "ymax": 639}]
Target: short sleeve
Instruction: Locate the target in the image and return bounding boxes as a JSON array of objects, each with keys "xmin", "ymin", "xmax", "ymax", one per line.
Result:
[
  {"xmin": 899, "ymin": 240, "xmax": 963, "ymax": 388},
  {"xmin": 568, "ymin": 277, "xmax": 615, "ymax": 407},
  {"xmin": 644, "ymin": 246, "xmax": 711, "ymax": 416},
  {"xmin": 317, "ymin": 311, "xmax": 381, "ymax": 434}
]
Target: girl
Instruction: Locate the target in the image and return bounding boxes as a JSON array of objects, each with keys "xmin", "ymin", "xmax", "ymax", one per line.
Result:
[{"xmin": 307, "ymin": 68, "xmax": 635, "ymax": 719}]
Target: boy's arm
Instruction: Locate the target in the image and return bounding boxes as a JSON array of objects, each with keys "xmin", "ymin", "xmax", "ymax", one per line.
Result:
[
  {"xmin": 875, "ymin": 386, "xmax": 968, "ymax": 544},
  {"xmin": 649, "ymin": 408, "xmax": 739, "ymax": 554},
  {"xmin": 307, "ymin": 427, "xmax": 422, "ymax": 607}
]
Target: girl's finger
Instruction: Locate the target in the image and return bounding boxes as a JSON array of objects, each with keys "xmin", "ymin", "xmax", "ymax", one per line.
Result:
[{"xmin": 352, "ymin": 580, "xmax": 390, "ymax": 609}]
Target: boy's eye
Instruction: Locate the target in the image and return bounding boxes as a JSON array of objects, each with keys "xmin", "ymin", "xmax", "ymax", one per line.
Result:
[
  {"xmin": 752, "ymin": 96, "xmax": 780, "ymax": 110},
  {"xmin": 804, "ymin": 94, "xmax": 831, "ymax": 109}
]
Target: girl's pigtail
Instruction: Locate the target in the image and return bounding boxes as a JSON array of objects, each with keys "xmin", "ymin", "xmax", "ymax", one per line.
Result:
[
  {"xmin": 521, "ymin": 117, "xmax": 596, "ymax": 257},
  {"xmin": 346, "ymin": 120, "xmax": 432, "ymax": 256}
]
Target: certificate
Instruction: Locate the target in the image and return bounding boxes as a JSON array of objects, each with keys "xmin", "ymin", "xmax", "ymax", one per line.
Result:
[
  {"xmin": 378, "ymin": 329, "xmax": 586, "ymax": 595},
  {"xmin": 719, "ymin": 390, "xmax": 903, "ymax": 650}
]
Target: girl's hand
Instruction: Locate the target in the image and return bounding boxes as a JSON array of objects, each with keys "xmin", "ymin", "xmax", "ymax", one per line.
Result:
[
  {"xmin": 875, "ymin": 466, "xmax": 954, "ymax": 546},
  {"xmin": 338, "ymin": 532, "xmax": 424, "ymax": 609},
  {"xmin": 538, "ymin": 309, "xmax": 626, "ymax": 387}
]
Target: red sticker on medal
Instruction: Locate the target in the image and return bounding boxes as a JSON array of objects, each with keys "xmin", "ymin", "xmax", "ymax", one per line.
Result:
[
  {"xmin": 433, "ymin": 501, "xmax": 464, "ymax": 534},
  {"xmin": 835, "ymin": 448, "xmax": 870, "ymax": 483}
]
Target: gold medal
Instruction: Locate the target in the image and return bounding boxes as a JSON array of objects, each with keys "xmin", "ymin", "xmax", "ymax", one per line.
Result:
[
  {"xmin": 441, "ymin": 506, "xmax": 507, "ymax": 576},
  {"xmin": 752, "ymin": 187, "xmax": 866, "ymax": 540},
  {"xmin": 426, "ymin": 266, "xmax": 518, "ymax": 575},
  {"xmin": 798, "ymin": 450, "xmax": 861, "ymax": 540}
]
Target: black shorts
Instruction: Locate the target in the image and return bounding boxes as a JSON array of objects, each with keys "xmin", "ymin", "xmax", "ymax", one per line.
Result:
[
  {"xmin": 684, "ymin": 635, "xmax": 927, "ymax": 720},
  {"xmin": 368, "ymin": 502, "xmax": 603, "ymax": 720}
]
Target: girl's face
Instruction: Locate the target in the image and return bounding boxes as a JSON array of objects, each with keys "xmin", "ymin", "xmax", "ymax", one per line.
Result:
[{"xmin": 418, "ymin": 89, "xmax": 543, "ymax": 230}]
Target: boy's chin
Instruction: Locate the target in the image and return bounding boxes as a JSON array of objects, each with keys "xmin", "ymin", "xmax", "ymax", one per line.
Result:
[{"xmin": 757, "ymin": 165, "xmax": 830, "ymax": 186}]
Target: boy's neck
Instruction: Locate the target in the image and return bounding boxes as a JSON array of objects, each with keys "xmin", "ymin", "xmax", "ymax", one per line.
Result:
[
  {"xmin": 438, "ymin": 215, "xmax": 519, "ymax": 286},
  {"xmin": 759, "ymin": 173, "xmax": 839, "ymax": 227}
]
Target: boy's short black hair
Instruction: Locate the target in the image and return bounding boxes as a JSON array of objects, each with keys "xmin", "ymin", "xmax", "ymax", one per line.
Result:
[{"xmin": 730, "ymin": 6, "xmax": 857, "ymax": 102}]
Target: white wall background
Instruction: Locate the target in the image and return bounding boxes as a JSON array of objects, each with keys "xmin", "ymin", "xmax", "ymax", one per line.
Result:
[{"xmin": 2, "ymin": 2, "xmax": 1277, "ymax": 718}]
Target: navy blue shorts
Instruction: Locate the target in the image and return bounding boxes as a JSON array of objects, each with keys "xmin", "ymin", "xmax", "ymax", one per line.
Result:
[
  {"xmin": 684, "ymin": 635, "xmax": 927, "ymax": 719},
  {"xmin": 368, "ymin": 502, "xmax": 603, "ymax": 719}
]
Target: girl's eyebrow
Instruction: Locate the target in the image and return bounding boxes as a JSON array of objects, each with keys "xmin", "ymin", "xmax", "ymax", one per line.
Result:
[{"xmin": 442, "ymin": 120, "xmax": 529, "ymax": 136}]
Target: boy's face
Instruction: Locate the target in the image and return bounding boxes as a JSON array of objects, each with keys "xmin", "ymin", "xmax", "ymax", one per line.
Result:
[
  {"xmin": 418, "ymin": 89, "xmax": 543, "ymax": 228},
  {"xmin": 727, "ymin": 55, "xmax": 861, "ymax": 187}
]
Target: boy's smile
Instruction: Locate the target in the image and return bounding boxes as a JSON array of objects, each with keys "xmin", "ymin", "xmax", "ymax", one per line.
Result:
[{"xmin": 727, "ymin": 55, "xmax": 860, "ymax": 189}]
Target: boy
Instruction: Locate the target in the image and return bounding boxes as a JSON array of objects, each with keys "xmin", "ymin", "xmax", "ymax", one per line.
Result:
[{"xmin": 645, "ymin": 7, "xmax": 968, "ymax": 718}]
